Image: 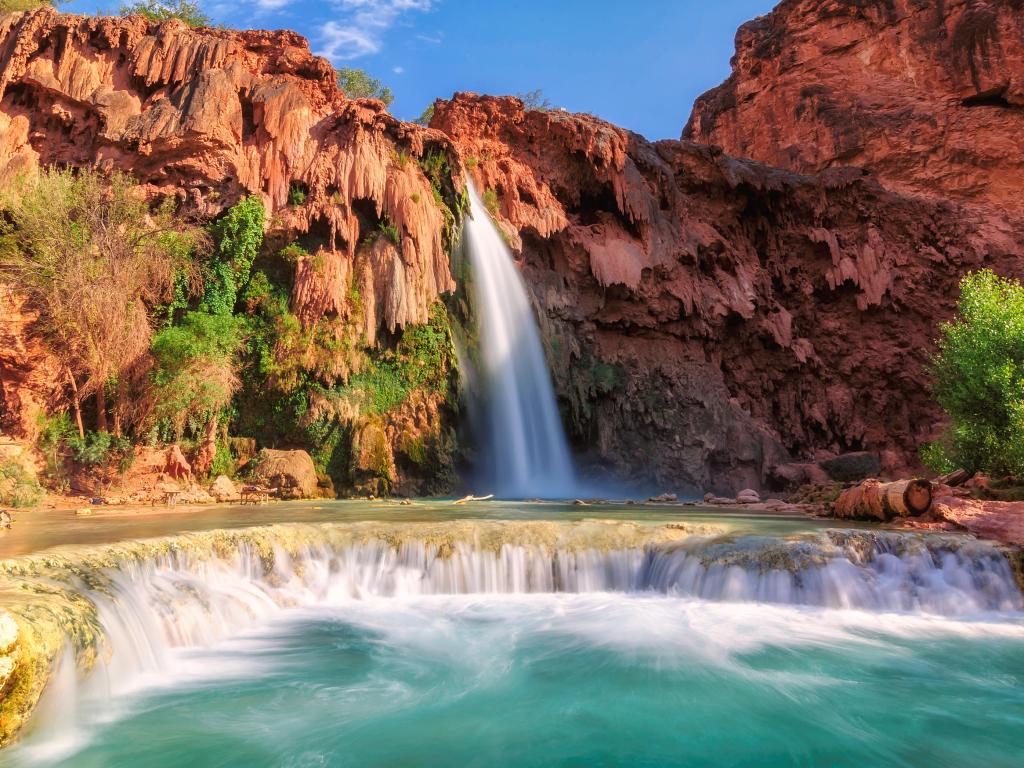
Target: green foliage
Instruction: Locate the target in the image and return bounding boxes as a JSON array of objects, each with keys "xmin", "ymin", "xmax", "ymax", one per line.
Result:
[
  {"xmin": 0, "ymin": 460, "xmax": 44, "ymax": 508},
  {"xmin": 343, "ymin": 303, "xmax": 453, "ymax": 415},
  {"xmin": 66, "ymin": 431, "xmax": 134, "ymax": 472},
  {"xmin": 287, "ymin": 184, "xmax": 307, "ymax": 207},
  {"xmin": 210, "ymin": 440, "xmax": 235, "ymax": 477},
  {"xmin": 390, "ymin": 148, "xmax": 410, "ymax": 169},
  {"xmin": 120, "ymin": 0, "xmax": 210, "ymax": 26},
  {"xmin": 335, "ymin": 68, "xmax": 394, "ymax": 107},
  {"xmin": 151, "ymin": 311, "xmax": 244, "ymax": 439},
  {"xmin": 379, "ymin": 218, "xmax": 400, "ymax": 246},
  {"xmin": 482, "ymin": 188, "xmax": 500, "ymax": 217},
  {"xmin": 0, "ymin": 0, "xmax": 54, "ymax": 13},
  {"xmin": 516, "ymin": 89, "xmax": 553, "ymax": 111},
  {"xmin": 415, "ymin": 103, "xmax": 435, "ymax": 126},
  {"xmin": 929, "ymin": 269, "xmax": 1024, "ymax": 476},
  {"xmin": 203, "ymin": 196, "xmax": 264, "ymax": 316},
  {"xmin": 36, "ymin": 412, "xmax": 75, "ymax": 480},
  {"xmin": 0, "ymin": 168, "xmax": 205, "ymax": 434},
  {"xmin": 920, "ymin": 441, "xmax": 957, "ymax": 475}
]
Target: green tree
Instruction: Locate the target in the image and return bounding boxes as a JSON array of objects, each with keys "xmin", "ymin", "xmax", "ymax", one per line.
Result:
[
  {"xmin": 336, "ymin": 68, "xmax": 394, "ymax": 107},
  {"xmin": 120, "ymin": 0, "xmax": 209, "ymax": 26},
  {"xmin": 0, "ymin": 168, "xmax": 204, "ymax": 436},
  {"xmin": 926, "ymin": 269, "xmax": 1024, "ymax": 476}
]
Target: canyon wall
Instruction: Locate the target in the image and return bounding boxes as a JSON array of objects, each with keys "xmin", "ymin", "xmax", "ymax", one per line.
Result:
[
  {"xmin": 685, "ymin": 0, "xmax": 1024, "ymax": 215},
  {"xmin": 0, "ymin": 6, "xmax": 1021, "ymax": 493},
  {"xmin": 0, "ymin": 9, "xmax": 467, "ymax": 492},
  {"xmin": 433, "ymin": 93, "xmax": 1023, "ymax": 491}
]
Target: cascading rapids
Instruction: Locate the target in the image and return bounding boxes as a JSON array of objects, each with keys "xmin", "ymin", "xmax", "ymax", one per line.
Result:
[
  {"xmin": 463, "ymin": 182, "xmax": 578, "ymax": 498},
  {"xmin": 1, "ymin": 521, "xmax": 1021, "ymax": 750}
]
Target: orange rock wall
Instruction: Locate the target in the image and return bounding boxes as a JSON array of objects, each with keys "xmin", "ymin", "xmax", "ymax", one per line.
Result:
[{"xmin": 434, "ymin": 94, "xmax": 1024, "ymax": 491}]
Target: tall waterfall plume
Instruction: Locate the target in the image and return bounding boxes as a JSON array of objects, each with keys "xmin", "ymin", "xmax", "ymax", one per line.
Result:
[{"xmin": 463, "ymin": 181, "xmax": 577, "ymax": 498}]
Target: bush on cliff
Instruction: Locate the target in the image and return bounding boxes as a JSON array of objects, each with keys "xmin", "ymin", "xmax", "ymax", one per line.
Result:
[
  {"xmin": 120, "ymin": 0, "xmax": 210, "ymax": 27},
  {"xmin": 925, "ymin": 269, "xmax": 1024, "ymax": 476},
  {"xmin": 335, "ymin": 68, "xmax": 394, "ymax": 107}
]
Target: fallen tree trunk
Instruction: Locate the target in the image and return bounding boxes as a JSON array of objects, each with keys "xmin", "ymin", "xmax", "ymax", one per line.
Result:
[{"xmin": 833, "ymin": 478, "xmax": 933, "ymax": 521}]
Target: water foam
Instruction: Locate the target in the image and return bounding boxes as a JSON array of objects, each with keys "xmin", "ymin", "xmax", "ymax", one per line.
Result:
[{"xmin": 2, "ymin": 523, "xmax": 1021, "ymax": 759}]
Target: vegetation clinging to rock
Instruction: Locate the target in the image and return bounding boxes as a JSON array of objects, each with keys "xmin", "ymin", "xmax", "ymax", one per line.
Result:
[
  {"xmin": 119, "ymin": 0, "xmax": 210, "ymax": 27},
  {"xmin": 335, "ymin": 68, "xmax": 394, "ymax": 107}
]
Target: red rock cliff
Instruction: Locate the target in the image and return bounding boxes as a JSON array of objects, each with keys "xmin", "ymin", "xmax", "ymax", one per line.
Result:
[
  {"xmin": 0, "ymin": 8, "xmax": 455, "ymax": 340},
  {"xmin": 685, "ymin": 0, "xmax": 1024, "ymax": 215},
  {"xmin": 434, "ymin": 93, "xmax": 1024, "ymax": 491}
]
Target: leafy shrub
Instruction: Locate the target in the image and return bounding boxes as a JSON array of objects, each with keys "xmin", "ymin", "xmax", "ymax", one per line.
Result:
[
  {"xmin": 120, "ymin": 0, "xmax": 210, "ymax": 26},
  {"xmin": 36, "ymin": 412, "xmax": 76, "ymax": 481},
  {"xmin": 0, "ymin": 461, "xmax": 44, "ymax": 508},
  {"xmin": 379, "ymin": 219, "xmax": 400, "ymax": 246},
  {"xmin": 151, "ymin": 311, "xmax": 244, "ymax": 439},
  {"xmin": 287, "ymin": 184, "xmax": 307, "ymax": 207},
  {"xmin": 66, "ymin": 431, "xmax": 134, "ymax": 473},
  {"xmin": 927, "ymin": 269, "xmax": 1024, "ymax": 476},
  {"xmin": 482, "ymin": 188, "xmax": 500, "ymax": 217},
  {"xmin": 203, "ymin": 196, "xmax": 264, "ymax": 316},
  {"xmin": 335, "ymin": 68, "xmax": 394, "ymax": 107}
]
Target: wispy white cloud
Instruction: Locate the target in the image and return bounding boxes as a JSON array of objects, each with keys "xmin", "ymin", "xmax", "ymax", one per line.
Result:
[
  {"xmin": 392, "ymin": 65, "xmax": 405, "ymax": 74},
  {"xmin": 316, "ymin": 0, "xmax": 434, "ymax": 62},
  {"xmin": 255, "ymin": 0, "xmax": 292, "ymax": 9}
]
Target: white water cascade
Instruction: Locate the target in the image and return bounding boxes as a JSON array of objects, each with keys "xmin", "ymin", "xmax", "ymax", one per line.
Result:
[
  {"xmin": 464, "ymin": 181, "xmax": 577, "ymax": 498},
  {"xmin": 5, "ymin": 523, "xmax": 1023, "ymax": 759}
]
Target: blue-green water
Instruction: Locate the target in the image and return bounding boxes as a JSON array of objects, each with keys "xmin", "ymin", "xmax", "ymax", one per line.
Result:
[{"xmin": 12, "ymin": 594, "xmax": 1024, "ymax": 767}]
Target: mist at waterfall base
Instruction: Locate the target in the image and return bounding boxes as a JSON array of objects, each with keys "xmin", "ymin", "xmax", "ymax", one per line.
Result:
[
  {"xmin": 462, "ymin": 182, "xmax": 586, "ymax": 499},
  {"xmin": 4, "ymin": 527, "xmax": 1024, "ymax": 767}
]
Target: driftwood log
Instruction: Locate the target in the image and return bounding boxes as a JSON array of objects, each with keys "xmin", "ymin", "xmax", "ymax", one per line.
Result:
[{"xmin": 833, "ymin": 478, "xmax": 933, "ymax": 521}]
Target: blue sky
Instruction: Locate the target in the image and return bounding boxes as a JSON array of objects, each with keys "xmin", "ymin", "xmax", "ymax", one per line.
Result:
[{"xmin": 64, "ymin": 0, "xmax": 777, "ymax": 139}]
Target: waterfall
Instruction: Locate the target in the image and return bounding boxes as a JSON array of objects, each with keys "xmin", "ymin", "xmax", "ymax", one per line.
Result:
[{"xmin": 463, "ymin": 181, "xmax": 577, "ymax": 498}]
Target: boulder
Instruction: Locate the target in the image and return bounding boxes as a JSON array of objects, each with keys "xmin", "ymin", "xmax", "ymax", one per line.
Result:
[
  {"xmin": 819, "ymin": 452, "xmax": 881, "ymax": 482},
  {"xmin": 647, "ymin": 493, "xmax": 677, "ymax": 503},
  {"xmin": 736, "ymin": 488, "xmax": 760, "ymax": 504},
  {"xmin": 209, "ymin": 475, "xmax": 241, "ymax": 503},
  {"xmin": 163, "ymin": 445, "xmax": 193, "ymax": 482},
  {"xmin": 771, "ymin": 462, "xmax": 831, "ymax": 488},
  {"xmin": 249, "ymin": 449, "xmax": 318, "ymax": 499}
]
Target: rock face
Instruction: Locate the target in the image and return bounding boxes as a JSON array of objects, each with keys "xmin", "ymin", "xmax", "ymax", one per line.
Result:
[
  {"xmin": 0, "ymin": 286, "xmax": 60, "ymax": 441},
  {"xmin": 0, "ymin": 8, "xmax": 1023, "ymax": 493},
  {"xmin": 685, "ymin": 0, "xmax": 1024, "ymax": 215},
  {"xmin": 0, "ymin": 8, "xmax": 455, "ymax": 341},
  {"xmin": 433, "ymin": 93, "xmax": 1024, "ymax": 492}
]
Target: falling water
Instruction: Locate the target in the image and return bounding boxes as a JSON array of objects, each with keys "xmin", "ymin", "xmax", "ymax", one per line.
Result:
[{"xmin": 464, "ymin": 181, "xmax": 577, "ymax": 498}]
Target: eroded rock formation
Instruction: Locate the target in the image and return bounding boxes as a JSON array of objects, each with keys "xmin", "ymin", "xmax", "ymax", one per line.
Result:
[
  {"xmin": 0, "ymin": 6, "xmax": 1022, "ymax": 494},
  {"xmin": 433, "ymin": 93, "xmax": 1024, "ymax": 492},
  {"xmin": 0, "ymin": 7, "xmax": 455, "ymax": 338},
  {"xmin": 0, "ymin": 9, "xmax": 464, "ymax": 493},
  {"xmin": 685, "ymin": 0, "xmax": 1024, "ymax": 215}
]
